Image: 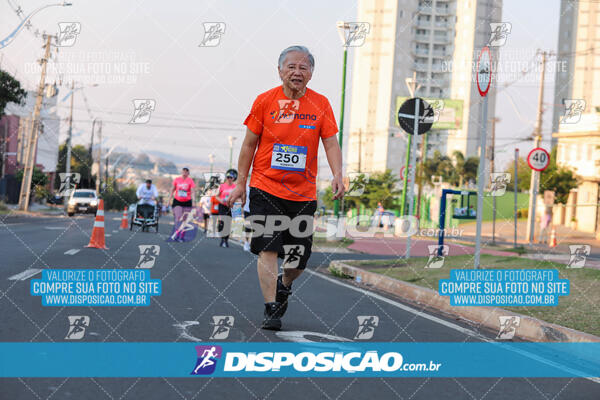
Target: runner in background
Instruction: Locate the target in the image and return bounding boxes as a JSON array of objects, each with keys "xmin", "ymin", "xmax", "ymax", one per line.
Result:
[
  {"xmin": 167, "ymin": 167, "xmax": 195, "ymax": 240},
  {"xmin": 200, "ymin": 194, "xmax": 211, "ymax": 234},
  {"xmin": 210, "ymin": 194, "xmax": 220, "ymax": 236},
  {"xmin": 217, "ymin": 169, "xmax": 237, "ymax": 248}
]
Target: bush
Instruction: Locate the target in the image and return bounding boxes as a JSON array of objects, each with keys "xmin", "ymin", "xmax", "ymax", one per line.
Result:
[
  {"xmin": 516, "ymin": 208, "xmax": 528, "ymax": 219},
  {"xmin": 101, "ymin": 186, "xmax": 137, "ymax": 210}
]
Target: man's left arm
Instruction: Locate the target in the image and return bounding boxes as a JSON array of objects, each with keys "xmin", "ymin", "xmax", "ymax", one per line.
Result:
[{"xmin": 321, "ymin": 135, "xmax": 344, "ymax": 200}]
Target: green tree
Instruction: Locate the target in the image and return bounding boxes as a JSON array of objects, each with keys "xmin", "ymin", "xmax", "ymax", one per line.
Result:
[
  {"xmin": 55, "ymin": 143, "xmax": 95, "ymax": 190},
  {"xmin": 322, "ymin": 170, "xmax": 401, "ymax": 210},
  {"xmin": 16, "ymin": 166, "xmax": 48, "ymax": 189},
  {"xmin": 0, "ymin": 69, "xmax": 27, "ymax": 118},
  {"xmin": 423, "ymin": 150, "xmax": 478, "ymax": 187},
  {"xmin": 504, "ymin": 157, "xmax": 532, "ymax": 192}
]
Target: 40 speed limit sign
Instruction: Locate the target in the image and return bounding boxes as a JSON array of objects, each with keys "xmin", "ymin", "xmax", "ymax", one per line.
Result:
[{"xmin": 527, "ymin": 147, "xmax": 550, "ymax": 171}]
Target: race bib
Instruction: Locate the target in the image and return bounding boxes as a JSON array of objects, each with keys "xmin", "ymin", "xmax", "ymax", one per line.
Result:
[
  {"xmin": 271, "ymin": 143, "xmax": 307, "ymax": 171},
  {"xmin": 177, "ymin": 190, "xmax": 188, "ymax": 198}
]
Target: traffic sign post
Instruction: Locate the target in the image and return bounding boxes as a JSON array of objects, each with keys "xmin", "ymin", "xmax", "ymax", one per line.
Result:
[
  {"xmin": 474, "ymin": 46, "xmax": 492, "ymax": 269},
  {"xmin": 526, "ymin": 147, "xmax": 550, "ymax": 243},
  {"xmin": 397, "ymin": 97, "xmax": 433, "ymax": 259}
]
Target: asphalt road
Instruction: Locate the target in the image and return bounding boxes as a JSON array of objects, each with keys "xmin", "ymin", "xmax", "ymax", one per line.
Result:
[{"xmin": 0, "ymin": 212, "xmax": 598, "ymax": 399}]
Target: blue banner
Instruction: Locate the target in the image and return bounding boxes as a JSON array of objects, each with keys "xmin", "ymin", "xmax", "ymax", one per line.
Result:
[{"xmin": 0, "ymin": 342, "xmax": 598, "ymax": 378}]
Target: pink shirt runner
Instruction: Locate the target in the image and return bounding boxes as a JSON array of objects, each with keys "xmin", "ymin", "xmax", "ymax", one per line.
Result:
[
  {"xmin": 173, "ymin": 177, "xmax": 195, "ymax": 202},
  {"xmin": 218, "ymin": 182, "xmax": 236, "ymax": 205}
]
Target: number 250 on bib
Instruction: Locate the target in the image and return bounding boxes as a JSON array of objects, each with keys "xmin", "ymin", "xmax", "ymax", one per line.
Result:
[{"xmin": 270, "ymin": 144, "xmax": 307, "ymax": 172}]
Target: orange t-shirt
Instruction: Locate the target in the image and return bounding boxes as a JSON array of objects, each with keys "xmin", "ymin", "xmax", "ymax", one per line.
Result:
[{"xmin": 243, "ymin": 86, "xmax": 338, "ymax": 201}]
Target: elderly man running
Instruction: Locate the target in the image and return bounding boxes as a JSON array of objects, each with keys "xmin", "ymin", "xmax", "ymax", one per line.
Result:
[{"xmin": 228, "ymin": 45, "xmax": 344, "ymax": 330}]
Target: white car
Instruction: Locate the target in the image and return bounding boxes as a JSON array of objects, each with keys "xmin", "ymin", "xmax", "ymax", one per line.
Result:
[{"xmin": 67, "ymin": 189, "xmax": 98, "ymax": 216}]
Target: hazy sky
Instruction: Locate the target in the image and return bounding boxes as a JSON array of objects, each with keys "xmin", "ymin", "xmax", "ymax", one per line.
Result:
[{"xmin": 0, "ymin": 0, "xmax": 560, "ymax": 174}]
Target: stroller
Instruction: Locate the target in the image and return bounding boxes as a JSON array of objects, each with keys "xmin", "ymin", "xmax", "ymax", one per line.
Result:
[{"xmin": 130, "ymin": 202, "xmax": 159, "ymax": 232}]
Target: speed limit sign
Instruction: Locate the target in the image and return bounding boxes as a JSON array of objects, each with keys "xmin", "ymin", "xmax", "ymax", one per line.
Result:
[{"xmin": 527, "ymin": 148, "xmax": 550, "ymax": 171}]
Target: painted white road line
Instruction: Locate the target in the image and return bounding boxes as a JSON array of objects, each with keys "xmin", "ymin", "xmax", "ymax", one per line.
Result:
[
  {"xmin": 307, "ymin": 269, "xmax": 600, "ymax": 384},
  {"xmin": 112, "ymin": 230, "xmax": 118, "ymax": 233},
  {"xmin": 105, "ymin": 234, "xmax": 112, "ymax": 237},
  {"xmin": 8, "ymin": 268, "xmax": 42, "ymax": 281},
  {"xmin": 173, "ymin": 321, "xmax": 202, "ymax": 342},
  {"xmin": 111, "ymin": 217, "xmax": 122, "ymax": 221},
  {"xmin": 64, "ymin": 249, "xmax": 80, "ymax": 255},
  {"xmin": 45, "ymin": 227, "xmax": 66, "ymax": 230}
]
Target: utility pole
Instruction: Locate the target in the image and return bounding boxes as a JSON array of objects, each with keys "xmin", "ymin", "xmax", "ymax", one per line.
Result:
[
  {"xmin": 490, "ymin": 117, "xmax": 500, "ymax": 244},
  {"xmin": 88, "ymin": 118, "xmax": 97, "ymax": 185},
  {"xmin": 416, "ymin": 131, "xmax": 429, "ymax": 220},
  {"xmin": 526, "ymin": 50, "xmax": 550, "ymax": 244},
  {"xmin": 357, "ymin": 129, "xmax": 362, "ymax": 173},
  {"xmin": 209, "ymin": 153, "xmax": 215, "ymax": 174},
  {"xmin": 228, "ymin": 136, "xmax": 236, "ymax": 169},
  {"xmin": 65, "ymin": 80, "xmax": 75, "ymax": 190},
  {"xmin": 18, "ymin": 34, "xmax": 53, "ymax": 211},
  {"xmin": 96, "ymin": 121, "xmax": 102, "ymax": 193}
]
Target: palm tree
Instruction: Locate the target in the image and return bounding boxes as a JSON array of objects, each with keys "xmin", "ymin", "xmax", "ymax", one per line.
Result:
[{"xmin": 452, "ymin": 150, "xmax": 466, "ymax": 188}]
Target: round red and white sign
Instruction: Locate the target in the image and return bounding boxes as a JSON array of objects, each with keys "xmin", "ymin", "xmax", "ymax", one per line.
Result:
[
  {"xmin": 476, "ymin": 46, "xmax": 492, "ymax": 97},
  {"xmin": 527, "ymin": 147, "xmax": 550, "ymax": 171}
]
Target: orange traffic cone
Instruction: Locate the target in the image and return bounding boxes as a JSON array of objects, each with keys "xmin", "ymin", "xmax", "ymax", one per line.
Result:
[
  {"xmin": 120, "ymin": 206, "xmax": 129, "ymax": 229},
  {"xmin": 86, "ymin": 199, "xmax": 108, "ymax": 249},
  {"xmin": 549, "ymin": 227, "xmax": 557, "ymax": 248}
]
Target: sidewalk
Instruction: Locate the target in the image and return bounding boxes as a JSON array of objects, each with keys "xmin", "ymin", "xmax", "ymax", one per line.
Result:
[{"xmin": 347, "ymin": 235, "xmax": 516, "ymax": 258}]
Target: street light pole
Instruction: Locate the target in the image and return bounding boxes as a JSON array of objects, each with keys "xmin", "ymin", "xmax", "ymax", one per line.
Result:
[
  {"xmin": 209, "ymin": 153, "xmax": 215, "ymax": 174},
  {"xmin": 333, "ymin": 44, "xmax": 348, "ymax": 218},
  {"xmin": 228, "ymin": 136, "xmax": 236, "ymax": 169}
]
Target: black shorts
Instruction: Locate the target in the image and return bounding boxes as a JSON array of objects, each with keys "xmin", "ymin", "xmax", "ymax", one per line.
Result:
[
  {"xmin": 249, "ymin": 187, "xmax": 316, "ymax": 270},
  {"xmin": 172, "ymin": 199, "xmax": 192, "ymax": 208}
]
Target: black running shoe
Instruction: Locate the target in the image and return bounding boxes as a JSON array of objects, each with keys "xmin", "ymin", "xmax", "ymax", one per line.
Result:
[
  {"xmin": 261, "ymin": 302, "xmax": 282, "ymax": 330},
  {"xmin": 276, "ymin": 275, "xmax": 292, "ymax": 317}
]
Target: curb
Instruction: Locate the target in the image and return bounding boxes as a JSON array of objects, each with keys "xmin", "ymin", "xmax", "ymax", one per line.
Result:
[{"xmin": 329, "ymin": 260, "xmax": 600, "ymax": 343}]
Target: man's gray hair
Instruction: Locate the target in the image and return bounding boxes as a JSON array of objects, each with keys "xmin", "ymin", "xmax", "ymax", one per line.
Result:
[{"xmin": 278, "ymin": 45, "xmax": 314, "ymax": 71}]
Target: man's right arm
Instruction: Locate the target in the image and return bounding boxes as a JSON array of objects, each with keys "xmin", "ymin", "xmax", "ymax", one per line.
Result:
[{"xmin": 227, "ymin": 127, "xmax": 259, "ymax": 207}]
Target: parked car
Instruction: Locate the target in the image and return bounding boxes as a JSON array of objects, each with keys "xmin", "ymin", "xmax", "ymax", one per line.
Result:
[{"xmin": 67, "ymin": 189, "xmax": 98, "ymax": 216}]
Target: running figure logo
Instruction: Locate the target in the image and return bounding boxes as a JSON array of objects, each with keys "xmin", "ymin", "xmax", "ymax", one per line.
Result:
[
  {"xmin": 567, "ymin": 245, "xmax": 590, "ymax": 269},
  {"xmin": 338, "ymin": 22, "xmax": 370, "ymax": 47},
  {"xmin": 488, "ymin": 22, "xmax": 512, "ymax": 47},
  {"xmin": 129, "ymin": 99, "xmax": 156, "ymax": 124},
  {"xmin": 560, "ymin": 99, "xmax": 586, "ymax": 124},
  {"xmin": 209, "ymin": 316, "xmax": 234, "ymax": 340},
  {"xmin": 191, "ymin": 345, "xmax": 222, "ymax": 375},
  {"xmin": 199, "ymin": 22, "xmax": 225, "ymax": 47},
  {"xmin": 271, "ymin": 100, "xmax": 299, "ymax": 124},
  {"xmin": 56, "ymin": 22, "xmax": 81, "ymax": 47},
  {"xmin": 58, "ymin": 172, "xmax": 81, "ymax": 196},
  {"xmin": 425, "ymin": 245, "xmax": 449, "ymax": 269},
  {"xmin": 282, "ymin": 245, "xmax": 305, "ymax": 269},
  {"xmin": 354, "ymin": 316, "xmax": 379, "ymax": 340},
  {"xmin": 136, "ymin": 245, "xmax": 160, "ymax": 269},
  {"xmin": 488, "ymin": 173, "xmax": 511, "ymax": 197},
  {"xmin": 65, "ymin": 316, "xmax": 90, "ymax": 340},
  {"xmin": 497, "ymin": 316, "xmax": 520, "ymax": 340},
  {"xmin": 425, "ymin": 99, "xmax": 444, "ymax": 124}
]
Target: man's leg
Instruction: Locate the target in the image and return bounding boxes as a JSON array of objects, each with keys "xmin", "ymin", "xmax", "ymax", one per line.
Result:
[
  {"xmin": 257, "ymin": 251, "xmax": 278, "ymax": 302},
  {"xmin": 282, "ymin": 268, "xmax": 302, "ymax": 288}
]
